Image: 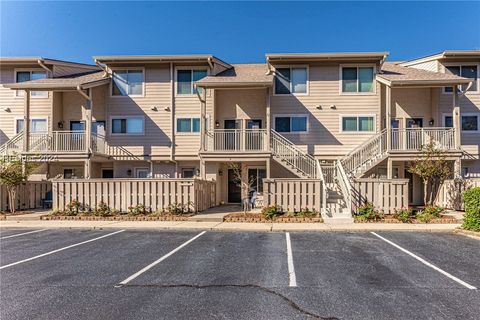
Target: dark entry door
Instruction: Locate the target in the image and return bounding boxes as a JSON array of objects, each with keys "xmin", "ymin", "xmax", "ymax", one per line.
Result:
[
  {"xmin": 228, "ymin": 168, "xmax": 242, "ymax": 203},
  {"xmin": 224, "ymin": 120, "xmax": 238, "ymax": 150},
  {"xmin": 246, "ymin": 119, "xmax": 263, "ymax": 150},
  {"xmin": 406, "ymin": 118, "xmax": 423, "ymax": 149},
  {"xmin": 70, "ymin": 121, "xmax": 85, "ymax": 150},
  {"xmin": 391, "ymin": 119, "xmax": 400, "ymax": 149}
]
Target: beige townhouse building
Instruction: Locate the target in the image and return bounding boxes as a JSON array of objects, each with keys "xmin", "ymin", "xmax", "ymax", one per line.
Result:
[{"xmin": 0, "ymin": 50, "xmax": 478, "ymax": 213}]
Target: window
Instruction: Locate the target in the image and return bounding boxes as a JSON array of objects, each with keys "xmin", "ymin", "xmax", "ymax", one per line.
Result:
[
  {"xmin": 111, "ymin": 117, "xmax": 144, "ymax": 134},
  {"xmin": 445, "ymin": 65, "xmax": 478, "ymax": 92},
  {"xmin": 274, "ymin": 115, "xmax": 308, "ymax": 133},
  {"xmin": 63, "ymin": 168, "xmax": 82, "ymax": 179},
  {"xmin": 341, "ymin": 66, "xmax": 374, "ymax": 93},
  {"xmin": 182, "ymin": 168, "xmax": 195, "ymax": 178},
  {"xmin": 112, "ymin": 69, "xmax": 144, "ymax": 96},
  {"xmin": 444, "ymin": 114, "xmax": 479, "ymax": 132},
  {"xmin": 177, "ymin": 69, "xmax": 207, "ymax": 95},
  {"xmin": 135, "ymin": 168, "xmax": 149, "ymax": 178},
  {"xmin": 176, "ymin": 118, "xmax": 201, "ymax": 133},
  {"xmin": 15, "ymin": 70, "xmax": 47, "ymax": 97},
  {"xmin": 274, "ymin": 67, "xmax": 307, "ymax": 94},
  {"xmin": 248, "ymin": 168, "xmax": 266, "ymax": 193},
  {"xmin": 341, "ymin": 116, "xmax": 375, "ymax": 132},
  {"xmin": 16, "ymin": 118, "xmax": 47, "ymax": 134},
  {"xmin": 101, "ymin": 169, "xmax": 114, "ymax": 179}
]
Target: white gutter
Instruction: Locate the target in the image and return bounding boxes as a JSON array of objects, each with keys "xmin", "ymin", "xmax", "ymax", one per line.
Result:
[
  {"xmin": 37, "ymin": 59, "xmax": 52, "ymax": 77},
  {"xmin": 76, "ymin": 85, "xmax": 91, "ymax": 100},
  {"xmin": 94, "ymin": 59, "xmax": 110, "ymax": 78}
]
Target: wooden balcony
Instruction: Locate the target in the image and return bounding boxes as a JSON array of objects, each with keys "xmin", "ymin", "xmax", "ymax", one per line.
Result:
[
  {"xmin": 390, "ymin": 127, "xmax": 457, "ymax": 152},
  {"xmin": 205, "ymin": 129, "xmax": 269, "ymax": 152}
]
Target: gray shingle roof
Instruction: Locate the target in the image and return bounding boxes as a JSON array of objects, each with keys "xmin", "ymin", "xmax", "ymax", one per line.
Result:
[
  {"xmin": 3, "ymin": 71, "xmax": 109, "ymax": 90},
  {"xmin": 196, "ymin": 64, "xmax": 273, "ymax": 87}
]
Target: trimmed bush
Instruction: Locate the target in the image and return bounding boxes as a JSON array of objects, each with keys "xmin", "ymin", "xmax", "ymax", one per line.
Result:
[
  {"xmin": 422, "ymin": 205, "xmax": 444, "ymax": 218},
  {"xmin": 262, "ymin": 205, "xmax": 282, "ymax": 220},
  {"xmin": 354, "ymin": 202, "xmax": 384, "ymax": 221},
  {"xmin": 462, "ymin": 187, "xmax": 480, "ymax": 231},
  {"xmin": 393, "ymin": 208, "xmax": 414, "ymax": 223},
  {"xmin": 416, "ymin": 212, "xmax": 434, "ymax": 223}
]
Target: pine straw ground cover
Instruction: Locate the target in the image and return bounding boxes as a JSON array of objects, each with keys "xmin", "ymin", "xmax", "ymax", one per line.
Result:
[{"xmin": 224, "ymin": 205, "xmax": 323, "ymax": 223}]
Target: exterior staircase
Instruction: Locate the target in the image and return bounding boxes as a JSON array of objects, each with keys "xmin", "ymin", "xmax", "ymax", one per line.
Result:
[
  {"xmin": 320, "ymin": 162, "xmax": 354, "ymax": 223},
  {"xmin": 0, "ymin": 132, "xmax": 24, "ymax": 160}
]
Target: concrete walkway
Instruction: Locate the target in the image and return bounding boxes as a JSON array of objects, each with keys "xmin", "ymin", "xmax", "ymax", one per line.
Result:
[{"xmin": 0, "ymin": 219, "xmax": 461, "ymax": 232}]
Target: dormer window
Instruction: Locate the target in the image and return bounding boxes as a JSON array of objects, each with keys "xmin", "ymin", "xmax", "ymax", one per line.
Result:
[
  {"xmin": 274, "ymin": 67, "xmax": 307, "ymax": 94},
  {"xmin": 112, "ymin": 69, "xmax": 144, "ymax": 96}
]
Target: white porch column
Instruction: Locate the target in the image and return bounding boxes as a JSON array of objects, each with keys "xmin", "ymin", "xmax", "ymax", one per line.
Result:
[
  {"xmin": 199, "ymin": 87, "xmax": 207, "ymax": 152},
  {"xmin": 266, "ymin": 157, "xmax": 271, "ymax": 179},
  {"xmin": 200, "ymin": 159, "xmax": 206, "ymax": 179},
  {"xmin": 386, "ymin": 85, "xmax": 392, "ymax": 152},
  {"xmin": 23, "ymin": 90, "xmax": 30, "ymax": 152},
  {"xmin": 84, "ymin": 89, "xmax": 93, "ymax": 153},
  {"xmin": 266, "ymin": 87, "xmax": 271, "ymax": 151},
  {"xmin": 387, "ymin": 158, "xmax": 393, "ymax": 179},
  {"xmin": 452, "ymin": 85, "xmax": 461, "ymax": 149},
  {"xmin": 84, "ymin": 158, "xmax": 91, "ymax": 179}
]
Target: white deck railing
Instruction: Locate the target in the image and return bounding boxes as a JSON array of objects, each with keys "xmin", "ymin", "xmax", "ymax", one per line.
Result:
[
  {"xmin": 336, "ymin": 160, "xmax": 352, "ymax": 214},
  {"xmin": 206, "ymin": 129, "xmax": 268, "ymax": 152},
  {"xmin": 0, "ymin": 132, "xmax": 24, "ymax": 156},
  {"xmin": 391, "ymin": 127, "xmax": 456, "ymax": 151}
]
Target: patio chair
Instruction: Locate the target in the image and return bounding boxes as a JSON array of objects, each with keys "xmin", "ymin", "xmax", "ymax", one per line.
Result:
[{"xmin": 41, "ymin": 191, "xmax": 53, "ymax": 209}]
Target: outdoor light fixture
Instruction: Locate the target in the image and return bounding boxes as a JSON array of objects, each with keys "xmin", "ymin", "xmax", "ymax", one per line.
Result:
[
  {"xmin": 4, "ymin": 107, "xmax": 11, "ymax": 112},
  {"xmin": 215, "ymin": 121, "xmax": 220, "ymax": 128},
  {"xmin": 218, "ymin": 169, "xmax": 223, "ymax": 176},
  {"xmin": 58, "ymin": 121, "xmax": 64, "ymax": 129},
  {"xmin": 164, "ymin": 106, "xmax": 171, "ymax": 111},
  {"xmin": 330, "ymin": 105, "xmax": 336, "ymax": 109},
  {"xmin": 316, "ymin": 105, "xmax": 322, "ymax": 110},
  {"xmin": 429, "ymin": 118, "xmax": 434, "ymax": 126},
  {"xmin": 127, "ymin": 169, "xmax": 132, "ymax": 176},
  {"xmin": 195, "ymin": 168, "xmax": 200, "ymax": 176},
  {"xmin": 151, "ymin": 106, "xmax": 158, "ymax": 111}
]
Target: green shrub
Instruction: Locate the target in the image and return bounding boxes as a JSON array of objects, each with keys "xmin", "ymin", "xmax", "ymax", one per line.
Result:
[
  {"xmin": 65, "ymin": 199, "xmax": 82, "ymax": 215},
  {"xmin": 393, "ymin": 208, "xmax": 414, "ymax": 223},
  {"xmin": 294, "ymin": 207, "xmax": 317, "ymax": 218},
  {"xmin": 422, "ymin": 205, "xmax": 444, "ymax": 218},
  {"xmin": 167, "ymin": 202, "xmax": 192, "ymax": 215},
  {"xmin": 262, "ymin": 205, "xmax": 282, "ymax": 220},
  {"xmin": 462, "ymin": 187, "xmax": 480, "ymax": 231},
  {"xmin": 128, "ymin": 204, "xmax": 148, "ymax": 215},
  {"xmin": 416, "ymin": 212, "xmax": 435, "ymax": 223},
  {"xmin": 355, "ymin": 202, "xmax": 384, "ymax": 221},
  {"xmin": 93, "ymin": 202, "xmax": 113, "ymax": 217}
]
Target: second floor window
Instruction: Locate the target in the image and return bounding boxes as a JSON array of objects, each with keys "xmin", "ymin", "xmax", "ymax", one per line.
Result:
[
  {"xmin": 112, "ymin": 70, "xmax": 144, "ymax": 96},
  {"xmin": 341, "ymin": 116, "xmax": 375, "ymax": 132},
  {"xmin": 16, "ymin": 118, "xmax": 47, "ymax": 134},
  {"xmin": 15, "ymin": 70, "xmax": 47, "ymax": 97},
  {"xmin": 111, "ymin": 117, "xmax": 144, "ymax": 134},
  {"xmin": 177, "ymin": 118, "xmax": 200, "ymax": 133},
  {"xmin": 177, "ymin": 69, "xmax": 207, "ymax": 95},
  {"xmin": 445, "ymin": 65, "xmax": 478, "ymax": 92},
  {"xmin": 444, "ymin": 114, "xmax": 479, "ymax": 132},
  {"xmin": 342, "ymin": 66, "xmax": 374, "ymax": 93},
  {"xmin": 274, "ymin": 115, "xmax": 308, "ymax": 133},
  {"xmin": 275, "ymin": 67, "xmax": 307, "ymax": 94}
]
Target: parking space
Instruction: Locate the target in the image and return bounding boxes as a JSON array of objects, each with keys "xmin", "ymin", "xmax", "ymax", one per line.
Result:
[
  {"xmin": 0, "ymin": 228, "xmax": 45, "ymax": 238},
  {"xmin": 1, "ymin": 229, "xmax": 479, "ymax": 320}
]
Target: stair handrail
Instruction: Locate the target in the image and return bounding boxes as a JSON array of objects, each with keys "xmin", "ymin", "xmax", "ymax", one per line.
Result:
[
  {"xmin": 0, "ymin": 132, "xmax": 24, "ymax": 155},
  {"xmin": 316, "ymin": 159, "xmax": 327, "ymax": 215},
  {"xmin": 336, "ymin": 159, "xmax": 352, "ymax": 215},
  {"xmin": 340, "ymin": 129, "xmax": 388, "ymax": 174},
  {"xmin": 270, "ymin": 129, "xmax": 318, "ymax": 178}
]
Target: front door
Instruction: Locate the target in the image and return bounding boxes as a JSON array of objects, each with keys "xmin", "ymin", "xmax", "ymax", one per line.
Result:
[
  {"xmin": 227, "ymin": 168, "xmax": 242, "ymax": 203},
  {"xmin": 246, "ymin": 119, "xmax": 263, "ymax": 150},
  {"xmin": 70, "ymin": 121, "xmax": 85, "ymax": 149},
  {"xmin": 70, "ymin": 121, "xmax": 85, "ymax": 131},
  {"xmin": 224, "ymin": 120, "xmax": 238, "ymax": 150},
  {"xmin": 406, "ymin": 118, "xmax": 423, "ymax": 149},
  {"xmin": 391, "ymin": 119, "xmax": 400, "ymax": 150}
]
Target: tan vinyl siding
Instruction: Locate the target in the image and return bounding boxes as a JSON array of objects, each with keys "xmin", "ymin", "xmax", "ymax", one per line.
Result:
[
  {"xmin": 106, "ymin": 65, "xmax": 172, "ymax": 158},
  {"xmin": 215, "ymin": 88, "xmax": 267, "ymax": 127},
  {"xmin": 391, "ymin": 87, "xmax": 436, "ymax": 124},
  {"xmin": 270, "ymin": 63, "xmax": 381, "ymax": 158},
  {"xmin": 0, "ymin": 67, "xmax": 53, "ymax": 144},
  {"xmin": 406, "ymin": 60, "xmax": 439, "ymax": 72}
]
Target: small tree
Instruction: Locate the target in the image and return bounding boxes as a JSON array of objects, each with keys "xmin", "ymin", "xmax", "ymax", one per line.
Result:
[
  {"xmin": 227, "ymin": 163, "xmax": 256, "ymax": 214},
  {"xmin": 407, "ymin": 143, "xmax": 452, "ymax": 206},
  {"xmin": 0, "ymin": 158, "xmax": 38, "ymax": 213}
]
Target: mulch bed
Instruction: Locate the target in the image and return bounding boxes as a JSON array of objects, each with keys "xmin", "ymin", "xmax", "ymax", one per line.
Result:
[
  {"xmin": 224, "ymin": 213, "xmax": 323, "ymax": 223},
  {"xmin": 0, "ymin": 214, "xmax": 6, "ymax": 221},
  {"xmin": 354, "ymin": 214, "xmax": 460, "ymax": 224},
  {"xmin": 41, "ymin": 214, "xmax": 193, "ymax": 221}
]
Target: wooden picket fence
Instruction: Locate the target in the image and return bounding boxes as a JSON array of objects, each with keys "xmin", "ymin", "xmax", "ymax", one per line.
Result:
[
  {"xmin": 352, "ymin": 178, "xmax": 409, "ymax": 213},
  {"xmin": 52, "ymin": 178, "xmax": 216, "ymax": 213},
  {"xmin": 0, "ymin": 181, "xmax": 52, "ymax": 211},
  {"xmin": 263, "ymin": 178, "xmax": 323, "ymax": 212},
  {"xmin": 435, "ymin": 178, "xmax": 480, "ymax": 210}
]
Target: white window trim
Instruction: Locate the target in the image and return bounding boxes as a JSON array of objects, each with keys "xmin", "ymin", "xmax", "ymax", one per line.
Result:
[
  {"xmin": 273, "ymin": 65, "xmax": 309, "ymax": 96},
  {"xmin": 339, "ymin": 114, "xmax": 377, "ymax": 134},
  {"xmin": 443, "ymin": 112, "xmax": 480, "ymax": 133},
  {"xmin": 109, "ymin": 67, "xmax": 145, "ymax": 98},
  {"xmin": 109, "ymin": 116, "xmax": 145, "ymax": 136},
  {"xmin": 273, "ymin": 114, "xmax": 309, "ymax": 134},
  {"xmin": 181, "ymin": 167, "xmax": 196, "ymax": 178},
  {"xmin": 134, "ymin": 167, "xmax": 150, "ymax": 178},
  {"xmin": 14, "ymin": 68, "xmax": 49, "ymax": 99},
  {"xmin": 63, "ymin": 167, "xmax": 83, "ymax": 179},
  {"xmin": 14, "ymin": 116, "xmax": 49, "ymax": 134},
  {"xmin": 175, "ymin": 116, "xmax": 201, "ymax": 135},
  {"xmin": 175, "ymin": 66, "xmax": 210, "ymax": 97},
  {"xmin": 441, "ymin": 63, "xmax": 479, "ymax": 94},
  {"xmin": 339, "ymin": 64, "xmax": 377, "ymax": 95}
]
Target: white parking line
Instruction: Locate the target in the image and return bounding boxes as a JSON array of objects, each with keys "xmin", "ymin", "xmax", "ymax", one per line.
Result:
[
  {"xmin": 1, "ymin": 229, "xmax": 47, "ymax": 239},
  {"xmin": 371, "ymin": 232, "xmax": 477, "ymax": 290},
  {"xmin": 118, "ymin": 231, "xmax": 206, "ymax": 286},
  {"xmin": 285, "ymin": 232, "xmax": 297, "ymax": 287},
  {"xmin": 0, "ymin": 230, "xmax": 125, "ymax": 270}
]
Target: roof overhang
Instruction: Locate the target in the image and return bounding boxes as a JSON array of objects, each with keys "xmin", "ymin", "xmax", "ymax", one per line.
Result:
[
  {"xmin": 195, "ymin": 81, "xmax": 273, "ymax": 89},
  {"xmin": 400, "ymin": 50, "xmax": 480, "ymax": 67},
  {"xmin": 376, "ymin": 75, "xmax": 473, "ymax": 88},
  {"xmin": 0, "ymin": 57, "xmax": 97, "ymax": 69},
  {"xmin": 93, "ymin": 54, "xmax": 231, "ymax": 69},
  {"xmin": 266, "ymin": 52, "xmax": 389, "ymax": 63},
  {"xmin": 3, "ymin": 78, "xmax": 111, "ymax": 91}
]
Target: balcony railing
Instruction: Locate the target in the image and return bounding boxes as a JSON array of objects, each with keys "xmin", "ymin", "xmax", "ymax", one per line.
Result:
[
  {"xmin": 205, "ymin": 129, "xmax": 268, "ymax": 152},
  {"xmin": 391, "ymin": 127, "xmax": 456, "ymax": 151}
]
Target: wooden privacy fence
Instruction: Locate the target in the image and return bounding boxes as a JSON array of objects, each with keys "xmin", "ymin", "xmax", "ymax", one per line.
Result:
[
  {"xmin": 0, "ymin": 181, "xmax": 52, "ymax": 211},
  {"xmin": 435, "ymin": 178, "xmax": 480, "ymax": 210},
  {"xmin": 352, "ymin": 178, "xmax": 409, "ymax": 213},
  {"xmin": 263, "ymin": 178, "xmax": 323, "ymax": 212},
  {"xmin": 52, "ymin": 178, "xmax": 216, "ymax": 213}
]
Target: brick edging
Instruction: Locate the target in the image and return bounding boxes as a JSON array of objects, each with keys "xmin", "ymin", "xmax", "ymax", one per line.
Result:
[{"xmin": 40, "ymin": 215, "xmax": 191, "ymax": 221}]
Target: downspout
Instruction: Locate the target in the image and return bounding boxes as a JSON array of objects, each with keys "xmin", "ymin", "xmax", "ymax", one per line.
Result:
[
  {"xmin": 459, "ymin": 81, "xmax": 473, "ymax": 98},
  {"xmin": 76, "ymin": 85, "xmax": 91, "ymax": 100},
  {"xmin": 37, "ymin": 59, "xmax": 52, "ymax": 77},
  {"xmin": 94, "ymin": 59, "xmax": 110, "ymax": 78},
  {"xmin": 265, "ymin": 57, "xmax": 272, "ymax": 75},
  {"xmin": 207, "ymin": 57, "xmax": 214, "ymax": 71}
]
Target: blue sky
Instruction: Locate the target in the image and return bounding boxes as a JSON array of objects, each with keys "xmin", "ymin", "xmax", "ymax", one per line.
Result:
[{"xmin": 1, "ymin": 1, "xmax": 479, "ymax": 64}]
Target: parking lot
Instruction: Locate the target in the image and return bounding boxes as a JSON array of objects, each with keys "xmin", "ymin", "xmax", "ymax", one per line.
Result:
[{"xmin": 1, "ymin": 228, "xmax": 479, "ymax": 320}]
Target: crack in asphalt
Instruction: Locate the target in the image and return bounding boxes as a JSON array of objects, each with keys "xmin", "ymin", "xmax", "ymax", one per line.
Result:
[{"xmin": 116, "ymin": 283, "xmax": 338, "ymax": 319}]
